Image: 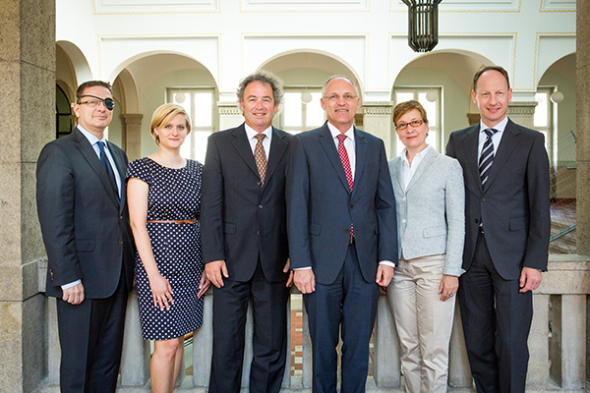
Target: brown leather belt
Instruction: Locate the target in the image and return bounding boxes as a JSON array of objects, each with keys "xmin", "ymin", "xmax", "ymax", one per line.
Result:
[{"xmin": 147, "ymin": 219, "xmax": 196, "ymax": 225}]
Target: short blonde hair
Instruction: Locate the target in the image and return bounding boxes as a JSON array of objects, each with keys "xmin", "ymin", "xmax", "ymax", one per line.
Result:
[{"xmin": 150, "ymin": 103, "xmax": 192, "ymax": 145}]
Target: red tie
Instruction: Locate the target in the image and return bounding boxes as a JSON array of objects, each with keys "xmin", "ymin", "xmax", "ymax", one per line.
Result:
[{"xmin": 337, "ymin": 134, "xmax": 354, "ymax": 238}]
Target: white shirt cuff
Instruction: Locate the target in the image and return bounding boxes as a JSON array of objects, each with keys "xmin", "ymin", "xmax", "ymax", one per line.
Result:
[
  {"xmin": 61, "ymin": 280, "xmax": 81, "ymax": 290},
  {"xmin": 293, "ymin": 267, "xmax": 312, "ymax": 270},
  {"xmin": 379, "ymin": 260, "xmax": 396, "ymax": 268}
]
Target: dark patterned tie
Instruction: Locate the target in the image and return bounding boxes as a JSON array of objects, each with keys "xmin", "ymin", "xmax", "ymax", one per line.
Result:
[
  {"xmin": 97, "ymin": 141, "xmax": 120, "ymax": 205},
  {"xmin": 479, "ymin": 128, "xmax": 498, "ymax": 188},
  {"xmin": 254, "ymin": 134, "xmax": 267, "ymax": 186},
  {"xmin": 337, "ymin": 134, "xmax": 354, "ymax": 237}
]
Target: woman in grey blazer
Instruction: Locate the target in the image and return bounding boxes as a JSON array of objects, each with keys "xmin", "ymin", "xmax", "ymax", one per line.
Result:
[{"xmin": 387, "ymin": 100, "xmax": 465, "ymax": 393}]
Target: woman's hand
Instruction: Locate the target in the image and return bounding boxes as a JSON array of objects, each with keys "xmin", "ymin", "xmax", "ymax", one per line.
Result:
[
  {"xmin": 438, "ymin": 274, "xmax": 459, "ymax": 302},
  {"xmin": 149, "ymin": 273, "xmax": 174, "ymax": 310},
  {"xmin": 197, "ymin": 272, "xmax": 211, "ymax": 299}
]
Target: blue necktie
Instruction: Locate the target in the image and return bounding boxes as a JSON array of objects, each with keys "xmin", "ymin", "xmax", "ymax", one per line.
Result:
[
  {"xmin": 97, "ymin": 141, "xmax": 120, "ymax": 206},
  {"xmin": 479, "ymin": 128, "xmax": 498, "ymax": 188}
]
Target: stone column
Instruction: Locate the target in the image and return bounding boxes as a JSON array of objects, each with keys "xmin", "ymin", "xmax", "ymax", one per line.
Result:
[
  {"xmin": 218, "ymin": 102, "xmax": 244, "ymax": 131},
  {"xmin": 507, "ymin": 101, "xmax": 537, "ymax": 130},
  {"xmin": 120, "ymin": 113, "xmax": 143, "ymax": 162},
  {"xmin": 361, "ymin": 102, "xmax": 394, "ymax": 159},
  {"xmin": 372, "ymin": 294, "xmax": 401, "ymax": 388},
  {"xmin": 577, "ymin": 0, "xmax": 590, "ymax": 257},
  {"xmin": 0, "ymin": 1, "xmax": 56, "ymax": 392}
]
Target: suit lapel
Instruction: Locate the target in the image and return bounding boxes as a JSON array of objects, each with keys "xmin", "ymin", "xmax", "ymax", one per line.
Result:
[
  {"xmin": 483, "ymin": 119, "xmax": 520, "ymax": 192},
  {"xmin": 264, "ymin": 127, "xmax": 288, "ymax": 188},
  {"xmin": 390, "ymin": 158, "xmax": 404, "ymax": 196},
  {"xmin": 351, "ymin": 127, "xmax": 366, "ymax": 199},
  {"xmin": 318, "ymin": 123, "xmax": 351, "ymax": 194},
  {"xmin": 231, "ymin": 125, "xmax": 260, "ymax": 179},
  {"xmin": 73, "ymin": 128, "xmax": 120, "ymax": 208},
  {"xmin": 406, "ymin": 147, "xmax": 437, "ymax": 192},
  {"xmin": 461, "ymin": 125, "xmax": 483, "ymax": 193},
  {"xmin": 108, "ymin": 141, "xmax": 127, "ymax": 211}
]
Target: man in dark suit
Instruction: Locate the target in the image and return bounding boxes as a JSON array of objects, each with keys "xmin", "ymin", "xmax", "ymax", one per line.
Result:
[
  {"xmin": 201, "ymin": 70, "xmax": 293, "ymax": 393},
  {"xmin": 446, "ymin": 66, "xmax": 550, "ymax": 393},
  {"xmin": 36, "ymin": 81, "xmax": 135, "ymax": 393},
  {"xmin": 286, "ymin": 75, "xmax": 397, "ymax": 393}
]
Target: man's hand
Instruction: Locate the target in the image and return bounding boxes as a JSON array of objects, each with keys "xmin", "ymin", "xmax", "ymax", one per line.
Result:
[
  {"xmin": 294, "ymin": 269, "xmax": 315, "ymax": 294},
  {"xmin": 283, "ymin": 259, "xmax": 294, "ymax": 287},
  {"xmin": 205, "ymin": 260, "xmax": 229, "ymax": 288},
  {"xmin": 376, "ymin": 265, "xmax": 394, "ymax": 287},
  {"xmin": 62, "ymin": 283, "xmax": 85, "ymax": 305},
  {"xmin": 519, "ymin": 267, "xmax": 542, "ymax": 293}
]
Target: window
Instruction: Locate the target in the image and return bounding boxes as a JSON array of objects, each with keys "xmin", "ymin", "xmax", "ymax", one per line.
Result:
[
  {"xmin": 167, "ymin": 88, "xmax": 215, "ymax": 163},
  {"xmin": 393, "ymin": 88, "xmax": 441, "ymax": 156},
  {"xmin": 534, "ymin": 88, "xmax": 553, "ymax": 162},
  {"xmin": 56, "ymin": 85, "xmax": 72, "ymax": 139},
  {"xmin": 280, "ymin": 89, "xmax": 325, "ymax": 134}
]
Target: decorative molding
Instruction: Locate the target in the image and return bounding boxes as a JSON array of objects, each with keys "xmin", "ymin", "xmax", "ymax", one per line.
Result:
[
  {"xmin": 120, "ymin": 113, "xmax": 144, "ymax": 124},
  {"xmin": 218, "ymin": 103, "xmax": 242, "ymax": 116},
  {"xmin": 508, "ymin": 101, "xmax": 538, "ymax": 116},
  {"xmin": 240, "ymin": 0, "xmax": 369, "ymax": 13},
  {"xmin": 531, "ymin": 32, "xmax": 576, "ymax": 91},
  {"xmin": 390, "ymin": 0, "xmax": 521, "ymax": 13},
  {"xmin": 539, "ymin": 0, "xmax": 576, "ymax": 13},
  {"xmin": 467, "ymin": 113, "xmax": 480, "ymax": 126},
  {"xmin": 92, "ymin": 0, "xmax": 220, "ymax": 15},
  {"xmin": 362, "ymin": 102, "xmax": 394, "ymax": 115}
]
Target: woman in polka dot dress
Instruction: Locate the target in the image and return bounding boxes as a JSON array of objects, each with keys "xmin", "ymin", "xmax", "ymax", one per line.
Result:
[{"xmin": 127, "ymin": 103, "xmax": 210, "ymax": 393}]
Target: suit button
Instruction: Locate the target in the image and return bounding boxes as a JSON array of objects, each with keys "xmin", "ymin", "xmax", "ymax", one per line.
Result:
[
  {"xmin": 482, "ymin": 198, "xmax": 486, "ymax": 202},
  {"xmin": 402, "ymin": 197, "xmax": 406, "ymax": 201},
  {"xmin": 119, "ymin": 240, "xmax": 123, "ymax": 244},
  {"xmin": 120, "ymin": 215, "xmax": 123, "ymax": 220},
  {"xmin": 257, "ymin": 181, "xmax": 262, "ymax": 186},
  {"xmin": 256, "ymin": 231, "xmax": 261, "ymax": 236},
  {"xmin": 258, "ymin": 204, "xmax": 263, "ymax": 209},
  {"xmin": 402, "ymin": 219, "xmax": 406, "ymax": 223},
  {"xmin": 350, "ymin": 204, "xmax": 354, "ymax": 209},
  {"xmin": 345, "ymin": 228, "xmax": 350, "ymax": 233}
]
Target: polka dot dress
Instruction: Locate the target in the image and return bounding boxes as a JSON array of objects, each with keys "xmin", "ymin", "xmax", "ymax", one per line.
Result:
[{"xmin": 126, "ymin": 157, "xmax": 204, "ymax": 340}]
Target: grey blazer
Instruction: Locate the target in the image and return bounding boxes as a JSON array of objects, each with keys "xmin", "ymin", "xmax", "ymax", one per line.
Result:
[{"xmin": 388, "ymin": 147, "xmax": 465, "ymax": 276}]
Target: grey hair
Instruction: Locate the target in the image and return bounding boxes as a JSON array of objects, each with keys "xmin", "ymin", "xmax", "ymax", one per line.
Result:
[
  {"xmin": 321, "ymin": 75, "xmax": 358, "ymax": 97},
  {"xmin": 237, "ymin": 70, "xmax": 284, "ymax": 105}
]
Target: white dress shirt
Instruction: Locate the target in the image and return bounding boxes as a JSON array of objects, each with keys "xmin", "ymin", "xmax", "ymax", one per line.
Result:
[
  {"xmin": 400, "ymin": 145, "xmax": 432, "ymax": 191},
  {"xmin": 477, "ymin": 116, "xmax": 509, "ymax": 160},
  {"xmin": 327, "ymin": 122, "xmax": 356, "ymax": 179},
  {"xmin": 244, "ymin": 124, "xmax": 272, "ymax": 160}
]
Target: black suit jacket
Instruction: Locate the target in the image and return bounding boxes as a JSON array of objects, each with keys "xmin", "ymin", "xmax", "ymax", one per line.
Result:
[
  {"xmin": 200, "ymin": 124, "xmax": 292, "ymax": 283},
  {"xmin": 37, "ymin": 127, "xmax": 135, "ymax": 298},
  {"xmin": 446, "ymin": 119, "xmax": 550, "ymax": 279},
  {"xmin": 286, "ymin": 123, "xmax": 397, "ymax": 285}
]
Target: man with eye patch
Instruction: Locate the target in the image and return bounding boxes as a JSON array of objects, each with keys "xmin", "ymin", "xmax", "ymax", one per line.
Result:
[{"xmin": 37, "ymin": 80, "xmax": 135, "ymax": 393}]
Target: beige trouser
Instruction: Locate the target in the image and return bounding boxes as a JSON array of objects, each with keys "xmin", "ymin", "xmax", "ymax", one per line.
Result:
[{"xmin": 387, "ymin": 254, "xmax": 456, "ymax": 393}]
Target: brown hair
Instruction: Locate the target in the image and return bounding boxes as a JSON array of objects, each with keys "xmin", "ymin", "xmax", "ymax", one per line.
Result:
[
  {"xmin": 237, "ymin": 70, "xmax": 284, "ymax": 105},
  {"xmin": 392, "ymin": 100, "xmax": 429, "ymax": 127},
  {"xmin": 76, "ymin": 81, "xmax": 112, "ymax": 101},
  {"xmin": 473, "ymin": 66, "xmax": 510, "ymax": 92},
  {"xmin": 150, "ymin": 104, "xmax": 192, "ymax": 146}
]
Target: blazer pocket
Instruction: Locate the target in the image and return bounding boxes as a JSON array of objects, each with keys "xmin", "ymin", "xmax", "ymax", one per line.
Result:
[
  {"xmin": 223, "ymin": 222, "xmax": 237, "ymax": 235},
  {"xmin": 76, "ymin": 239, "xmax": 95, "ymax": 252},
  {"xmin": 309, "ymin": 222, "xmax": 321, "ymax": 236},
  {"xmin": 423, "ymin": 226, "xmax": 446, "ymax": 238},
  {"xmin": 509, "ymin": 217, "xmax": 527, "ymax": 231}
]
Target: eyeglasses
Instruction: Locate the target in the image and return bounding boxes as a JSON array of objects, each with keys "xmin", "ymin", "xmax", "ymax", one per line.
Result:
[
  {"xmin": 77, "ymin": 95, "xmax": 115, "ymax": 111},
  {"xmin": 396, "ymin": 119, "xmax": 424, "ymax": 131},
  {"xmin": 322, "ymin": 94, "xmax": 358, "ymax": 103}
]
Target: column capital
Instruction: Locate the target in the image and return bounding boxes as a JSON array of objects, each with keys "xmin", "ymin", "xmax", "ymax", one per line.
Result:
[
  {"xmin": 507, "ymin": 101, "xmax": 538, "ymax": 117},
  {"xmin": 361, "ymin": 101, "xmax": 394, "ymax": 116},
  {"xmin": 119, "ymin": 113, "xmax": 144, "ymax": 125},
  {"xmin": 217, "ymin": 101, "xmax": 241, "ymax": 117}
]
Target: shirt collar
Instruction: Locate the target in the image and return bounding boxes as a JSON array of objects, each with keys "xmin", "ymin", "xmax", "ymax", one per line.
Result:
[
  {"xmin": 400, "ymin": 144, "xmax": 431, "ymax": 166},
  {"xmin": 480, "ymin": 116, "xmax": 509, "ymax": 134},
  {"xmin": 244, "ymin": 123, "xmax": 273, "ymax": 140},
  {"xmin": 327, "ymin": 121, "xmax": 355, "ymax": 143},
  {"xmin": 77, "ymin": 125, "xmax": 107, "ymax": 145}
]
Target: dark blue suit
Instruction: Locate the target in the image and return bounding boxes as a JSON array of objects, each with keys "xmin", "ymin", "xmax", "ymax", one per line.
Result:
[
  {"xmin": 286, "ymin": 123, "xmax": 397, "ymax": 392},
  {"xmin": 36, "ymin": 127, "xmax": 135, "ymax": 393}
]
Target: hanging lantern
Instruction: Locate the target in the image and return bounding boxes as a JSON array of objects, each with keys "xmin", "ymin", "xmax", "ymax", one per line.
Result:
[{"xmin": 402, "ymin": 0, "xmax": 442, "ymax": 53}]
